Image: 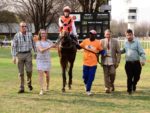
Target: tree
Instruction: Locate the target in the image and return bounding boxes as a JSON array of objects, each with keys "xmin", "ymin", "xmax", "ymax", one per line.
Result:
[
  {"xmin": 0, "ymin": 0, "xmax": 8, "ymax": 10},
  {"xmin": 111, "ymin": 20, "xmax": 150, "ymax": 37},
  {"xmin": 110, "ymin": 20, "xmax": 127, "ymax": 37},
  {"xmin": 0, "ymin": 10, "xmax": 18, "ymax": 23},
  {"xmin": 64, "ymin": 0, "xmax": 81, "ymax": 12},
  {"xmin": 11, "ymin": 0, "xmax": 63, "ymax": 34},
  {"xmin": 0, "ymin": 10, "xmax": 18, "ymax": 39},
  {"xmin": 78, "ymin": 0, "xmax": 108, "ymax": 12},
  {"xmin": 134, "ymin": 22, "xmax": 150, "ymax": 37}
]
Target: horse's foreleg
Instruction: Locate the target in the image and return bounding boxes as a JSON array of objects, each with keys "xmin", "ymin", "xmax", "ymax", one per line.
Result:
[
  {"xmin": 68, "ymin": 62, "xmax": 73, "ymax": 90},
  {"xmin": 62, "ymin": 66, "xmax": 67, "ymax": 92}
]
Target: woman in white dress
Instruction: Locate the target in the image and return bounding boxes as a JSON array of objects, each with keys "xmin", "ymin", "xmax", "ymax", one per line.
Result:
[{"xmin": 36, "ymin": 29, "xmax": 54, "ymax": 95}]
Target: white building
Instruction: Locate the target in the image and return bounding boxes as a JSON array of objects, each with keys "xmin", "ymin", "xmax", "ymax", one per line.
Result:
[
  {"xmin": 125, "ymin": 0, "xmax": 137, "ymax": 32},
  {"xmin": 127, "ymin": 9, "xmax": 137, "ymax": 32},
  {"xmin": 111, "ymin": 0, "xmax": 150, "ymax": 23}
]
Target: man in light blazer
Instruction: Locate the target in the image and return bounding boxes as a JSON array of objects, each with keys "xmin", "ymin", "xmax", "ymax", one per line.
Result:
[{"xmin": 101, "ymin": 29, "xmax": 121, "ymax": 93}]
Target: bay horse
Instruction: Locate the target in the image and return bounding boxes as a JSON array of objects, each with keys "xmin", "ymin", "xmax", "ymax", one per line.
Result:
[{"xmin": 58, "ymin": 31, "xmax": 77, "ymax": 92}]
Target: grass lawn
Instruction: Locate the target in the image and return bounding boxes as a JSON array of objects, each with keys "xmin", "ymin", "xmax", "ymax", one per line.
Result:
[{"xmin": 0, "ymin": 47, "xmax": 150, "ymax": 113}]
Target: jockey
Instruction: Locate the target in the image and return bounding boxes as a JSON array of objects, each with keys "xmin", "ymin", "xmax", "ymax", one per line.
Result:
[{"xmin": 57, "ymin": 6, "xmax": 78, "ymax": 44}]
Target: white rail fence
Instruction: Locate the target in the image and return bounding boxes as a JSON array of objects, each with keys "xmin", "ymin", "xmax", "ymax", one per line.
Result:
[
  {"xmin": 118, "ymin": 40, "xmax": 150, "ymax": 54},
  {"xmin": 1, "ymin": 40, "xmax": 150, "ymax": 53}
]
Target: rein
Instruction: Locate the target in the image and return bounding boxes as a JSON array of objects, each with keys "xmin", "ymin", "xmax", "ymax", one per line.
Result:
[{"xmin": 56, "ymin": 35, "xmax": 75, "ymax": 49}]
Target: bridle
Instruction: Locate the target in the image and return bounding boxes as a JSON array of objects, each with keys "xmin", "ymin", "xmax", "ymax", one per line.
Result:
[{"xmin": 59, "ymin": 33, "xmax": 74, "ymax": 49}]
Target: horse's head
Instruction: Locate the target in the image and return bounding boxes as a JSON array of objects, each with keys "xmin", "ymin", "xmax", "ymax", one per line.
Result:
[
  {"xmin": 60, "ymin": 30, "xmax": 70, "ymax": 38},
  {"xmin": 59, "ymin": 31, "xmax": 73, "ymax": 49}
]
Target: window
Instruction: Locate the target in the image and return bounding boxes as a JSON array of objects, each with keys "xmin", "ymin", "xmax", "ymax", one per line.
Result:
[
  {"xmin": 96, "ymin": 25, "xmax": 101, "ymax": 33},
  {"xmin": 76, "ymin": 25, "xmax": 80, "ymax": 33},
  {"xmin": 129, "ymin": 9, "xmax": 136, "ymax": 13},
  {"xmin": 97, "ymin": 14, "xmax": 109, "ymax": 20},
  {"xmin": 103, "ymin": 25, "xmax": 109, "ymax": 32},
  {"xmin": 82, "ymin": 21, "xmax": 87, "ymax": 25},
  {"xmin": 83, "ymin": 14, "xmax": 93, "ymax": 20},
  {"xmin": 128, "ymin": 16, "xmax": 136, "ymax": 19},
  {"xmin": 88, "ymin": 25, "xmax": 95, "ymax": 31},
  {"xmin": 103, "ymin": 21, "xmax": 109, "ymax": 25},
  {"xmin": 82, "ymin": 26, "xmax": 87, "ymax": 33}
]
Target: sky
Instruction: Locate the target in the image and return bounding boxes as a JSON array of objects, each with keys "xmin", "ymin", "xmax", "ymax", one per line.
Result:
[{"xmin": 111, "ymin": 0, "xmax": 150, "ymax": 23}]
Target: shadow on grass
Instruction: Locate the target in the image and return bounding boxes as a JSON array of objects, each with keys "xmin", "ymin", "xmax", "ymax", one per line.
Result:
[
  {"xmin": 2, "ymin": 87, "xmax": 150, "ymax": 104},
  {"xmin": 4, "ymin": 89, "xmax": 149, "ymax": 110}
]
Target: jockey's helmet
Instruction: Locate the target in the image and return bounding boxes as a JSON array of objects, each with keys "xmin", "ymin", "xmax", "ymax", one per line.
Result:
[{"xmin": 63, "ymin": 6, "xmax": 71, "ymax": 12}]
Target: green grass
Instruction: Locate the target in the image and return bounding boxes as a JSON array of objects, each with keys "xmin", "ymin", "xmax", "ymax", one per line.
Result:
[{"xmin": 0, "ymin": 47, "xmax": 150, "ymax": 113}]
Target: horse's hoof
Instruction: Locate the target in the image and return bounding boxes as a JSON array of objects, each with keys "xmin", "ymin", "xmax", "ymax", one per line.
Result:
[
  {"xmin": 62, "ymin": 88, "xmax": 65, "ymax": 92},
  {"xmin": 68, "ymin": 86, "xmax": 71, "ymax": 90}
]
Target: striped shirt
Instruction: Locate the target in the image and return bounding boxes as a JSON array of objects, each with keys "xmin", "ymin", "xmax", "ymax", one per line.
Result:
[{"xmin": 11, "ymin": 32, "xmax": 36, "ymax": 57}]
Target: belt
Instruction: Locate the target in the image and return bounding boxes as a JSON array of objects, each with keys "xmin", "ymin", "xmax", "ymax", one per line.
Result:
[
  {"xmin": 18, "ymin": 51, "xmax": 31, "ymax": 54},
  {"xmin": 126, "ymin": 60, "xmax": 139, "ymax": 63}
]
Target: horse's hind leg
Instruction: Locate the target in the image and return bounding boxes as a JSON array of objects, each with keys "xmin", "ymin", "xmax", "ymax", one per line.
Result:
[{"xmin": 68, "ymin": 62, "xmax": 73, "ymax": 90}]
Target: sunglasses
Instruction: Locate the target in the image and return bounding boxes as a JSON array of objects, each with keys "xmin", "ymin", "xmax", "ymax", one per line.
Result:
[
  {"xmin": 21, "ymin": 26, "xmax": 27, "ymax": 28},
  {"xmin": 41, "ymin": 32, "xmax": 47, "ymax": 34}
]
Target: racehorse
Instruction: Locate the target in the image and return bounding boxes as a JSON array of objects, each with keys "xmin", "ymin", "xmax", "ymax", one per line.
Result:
[{"xmin": 57, "ymin": 31, "xmax": 77, "ymax": 92}]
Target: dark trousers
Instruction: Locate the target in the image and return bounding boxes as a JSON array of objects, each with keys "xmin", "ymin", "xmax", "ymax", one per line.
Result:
[
  {"xmin": 83, "ymin": 65, "xmax": 97, "ymax": 92},
  {"xmin": 125, "ymin": 61, "xmax": 142, "ymax": 92}
]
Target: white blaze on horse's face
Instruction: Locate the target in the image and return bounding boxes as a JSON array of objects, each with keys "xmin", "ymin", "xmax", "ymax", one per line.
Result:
[{"xmin": 60, "ymin": 31, "xmax": 69, "ymax": 38}]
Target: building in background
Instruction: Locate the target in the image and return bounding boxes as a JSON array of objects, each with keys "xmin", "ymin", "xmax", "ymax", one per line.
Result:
[{"xmin": 126, "ymin": 0, "xmax": 137, "ymax": 33}]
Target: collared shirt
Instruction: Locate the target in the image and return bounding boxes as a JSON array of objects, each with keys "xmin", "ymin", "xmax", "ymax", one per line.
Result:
[
  {"xmin": 11, "ymin": 32, "xmax": 36, "ymax": 57},
  {"xmin": 121, "ymin": 38, "xmax": 146, "ymax": 62},
  {"xmin": 103, "ymin": 38, "xmax": 114, "ymax": 65}
]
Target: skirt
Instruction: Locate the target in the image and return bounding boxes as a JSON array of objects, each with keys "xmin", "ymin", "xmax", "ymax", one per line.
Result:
[{"xmin": 36, "ymin": 60, "xmax": 51, "ymax": 71}]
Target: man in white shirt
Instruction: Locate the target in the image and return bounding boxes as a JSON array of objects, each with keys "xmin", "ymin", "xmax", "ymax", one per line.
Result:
[{"xmin": 101, "ymin": 29, "xmax": 121, "ymax": 93}]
